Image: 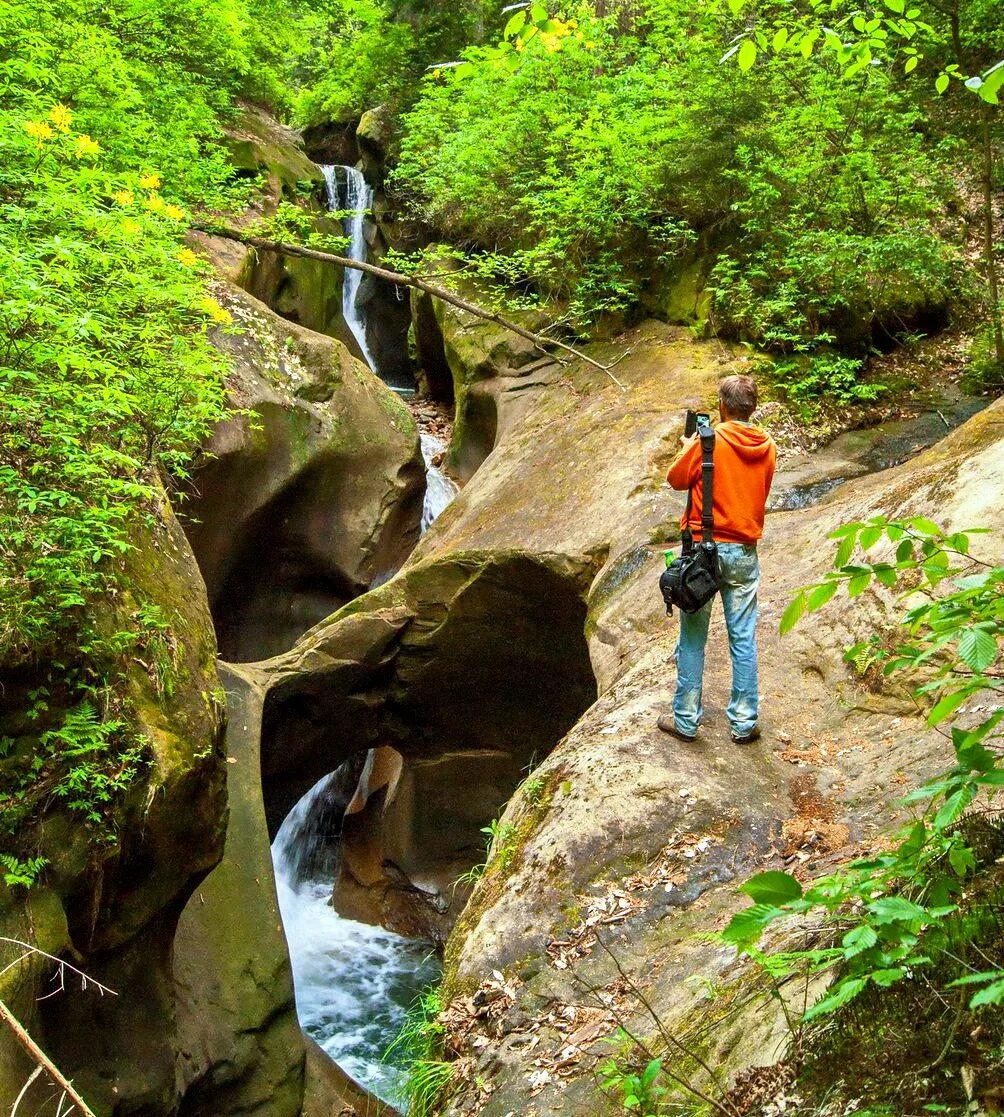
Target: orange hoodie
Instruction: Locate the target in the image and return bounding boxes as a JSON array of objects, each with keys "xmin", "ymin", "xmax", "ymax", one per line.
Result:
[{"xmin": 666, "ymin": 421, "xmax": 776, "ymax": 544}]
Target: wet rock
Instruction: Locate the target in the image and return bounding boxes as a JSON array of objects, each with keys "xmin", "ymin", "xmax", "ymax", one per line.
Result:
[
  {"xmin": 183, "ymin": 287, "xmax": 424, "ymax": 663},
  {"xmin": 255, "ymin": 550, "xmax": 598, "ymax": 937},
  {"xmin": 0, "ymin": 484, "xmax": 227, "ymax": 1114}
]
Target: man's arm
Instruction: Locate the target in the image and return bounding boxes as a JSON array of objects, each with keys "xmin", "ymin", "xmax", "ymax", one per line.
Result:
[
  {"xmin": 666, "ymin": 434, "xmax": 701, "ymax": 491},
  {"xmin": 764, "ymin": 439, "xmax": 777, "ymax": 496}
]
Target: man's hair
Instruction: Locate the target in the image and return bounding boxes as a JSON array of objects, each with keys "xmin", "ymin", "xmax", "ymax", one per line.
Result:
[{"xmin": 719, "ymin": 375, "xmax": 758, "ymax": 420}]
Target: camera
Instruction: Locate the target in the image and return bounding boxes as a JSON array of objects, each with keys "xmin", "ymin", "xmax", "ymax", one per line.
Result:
[{"xmin": 684, "ymin": 409, "xmax": 712, "ymax": 437}]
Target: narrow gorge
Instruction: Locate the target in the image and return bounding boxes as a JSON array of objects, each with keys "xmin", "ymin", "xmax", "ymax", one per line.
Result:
[{"xmin": 2, "ymin": 7, "xmax": 1003, "ymax": 1117}]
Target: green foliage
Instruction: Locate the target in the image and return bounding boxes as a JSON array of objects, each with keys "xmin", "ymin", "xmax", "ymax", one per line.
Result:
[
  {"xmin": 725, "ymin": 519, "xmax": 1003, "ymax": 1019},
  {"xmin": 385, "ymin": 986, "xmax": 456, "ymax": 1117},
  {"xmin": 392, "ymin": 2, "xmax": 962, "ymax": 353},
  {"xmin": 599, "ymin": 1044, "xmax": 667, "ymax": 1116},
  {"xmin": 454, "ymin": 816, "xmax": 519, "ymax": 888},
  {"xmin": 292, "ymin": 0, "xmax": 502, "ymax": 127},
  {"xmin": 0, "ymin": 0, "xmax": 293, "ymax": 850},
  {"xmin": 0, "ymin": 853, "xmax": 49, "ymax": 890}
]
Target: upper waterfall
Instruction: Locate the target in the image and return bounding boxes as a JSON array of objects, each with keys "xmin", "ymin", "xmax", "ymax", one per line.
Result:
[{"xmin": 320, "ymin": 164, "xmax": 378, "ymax": 372}]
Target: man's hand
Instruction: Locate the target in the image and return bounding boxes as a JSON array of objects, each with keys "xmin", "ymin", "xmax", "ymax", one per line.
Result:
[{"xmin": 679, "ymin": 432, "xmax": 699, "ymax": 450}]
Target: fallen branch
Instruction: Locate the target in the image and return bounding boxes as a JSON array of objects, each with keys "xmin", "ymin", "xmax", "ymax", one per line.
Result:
[
  {"xmin": 193, "ymin": 226, "xmax": 628, "ymax": 391},
  {"xmin": 0, "ymin": 998, "xmax": 97, "ymax": 1117}
]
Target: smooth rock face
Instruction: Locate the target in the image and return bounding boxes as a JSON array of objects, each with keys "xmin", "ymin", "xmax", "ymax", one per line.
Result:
[
  {"xmin": 173, "ymin": 664, "xmax": 313, "ymax": 1117},
  {"xmin": 183, "ymin": 287, "xmax": 424, "ymax": 663},
  {"xmin": 432, "ymin": 367, "xmax": 1004, "ymax": 1117},
  {"xmin": 255, "ymin": 550, "xmax": 598, "ymax": 938},
  {"xmin": 0, "ymin": 487, "xmax": 227, "ymax": 1115}
]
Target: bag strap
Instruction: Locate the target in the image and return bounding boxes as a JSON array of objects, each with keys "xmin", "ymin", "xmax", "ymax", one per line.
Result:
[
  {"xmin": 699, "ymin": 426, "xmax": 715, "ymax": 543},
  {"xmin": 680, "ymin": 424, "xmax": 715, "ymax": 549}
]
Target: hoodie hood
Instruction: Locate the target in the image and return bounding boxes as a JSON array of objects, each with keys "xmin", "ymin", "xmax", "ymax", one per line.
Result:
[{"xmin": 715, "ymin": 420, "xmax": 774, "ymax": 463}]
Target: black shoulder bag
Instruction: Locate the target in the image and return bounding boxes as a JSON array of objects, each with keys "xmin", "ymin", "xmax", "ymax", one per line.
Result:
[{"xmin": 659, "ymin": 425, "xmax": 720, "ymax": 615}]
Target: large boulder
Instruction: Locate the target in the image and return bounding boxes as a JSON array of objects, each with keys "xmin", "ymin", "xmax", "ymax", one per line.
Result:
[
  {"xmin": 0, "ymin": 486, "xmax": 227, "ymax": 1115},
  {"xmin": 255, "ymin": 550, "xmax": 598, "ymax": 940},
  {"xmin": 182, "ymin": 286, "xmax": 424, "ymax": 663},
  {"xmin": 431, "ymin": 388, "xmax": 1004, "ymax": 1117}
]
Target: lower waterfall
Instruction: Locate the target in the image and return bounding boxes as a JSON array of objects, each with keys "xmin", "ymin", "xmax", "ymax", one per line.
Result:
[{"xmin": 272, "ymin": 774, "xmax": 441, "ymax": 1107}]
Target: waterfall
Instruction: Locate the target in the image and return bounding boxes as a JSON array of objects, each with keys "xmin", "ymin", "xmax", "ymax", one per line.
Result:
[
  {"xmin": 421, "ymin": 433, "xmax": 458, "ymax": 533},
  {"xmin": 272, "ymin": 771, "xmax": 440, "ymax": 1107},
  {"xmin": 320, "ymin": 164, "xmax": 378, "ymax": 372}
]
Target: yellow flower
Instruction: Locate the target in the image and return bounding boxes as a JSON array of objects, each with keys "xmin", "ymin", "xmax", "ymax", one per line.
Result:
[
  {"xmin": 143, "ymin": 193, "xmax": 166, "ymax": 213},
  {"xmin": 122, "ymin": 218, "xmax": 142, "ymax": 236},
  {"xmin": 49, "ymin": 104, "xmax": 73, "ymax": 133},
  {"xmin": 25, "ymin": 120, "xmax": 55, "ymax": 143},
  {"xmin": 139, "ymin": 173, "xmax": 162, "ymax": 190},
  {"xmin": 198, "ymin": 297, "xmax": 233, "ymax": 325},
  {"xmin": 164, "ymin": 204, "xmax": 186, "ymax": 221},
  {"xmin": 176, "ymin": 248, "xmax": 200, "ymax": 268},
  {"xmin": 74, "ymin": 134, "xmax": 101, "ymax": 159},
  {"xmin": 113, "ymin": 189, "xmax": 135, "ymax": 206}
]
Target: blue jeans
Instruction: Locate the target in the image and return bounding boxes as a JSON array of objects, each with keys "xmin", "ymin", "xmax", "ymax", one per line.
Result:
[{"xmin": 673, "ymin": 542, "xmax": 760, "ymax": 737}]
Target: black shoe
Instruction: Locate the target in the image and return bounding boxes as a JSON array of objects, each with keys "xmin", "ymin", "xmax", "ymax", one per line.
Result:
[
  {"xmin": 657, "ymin": 715, "xmax": 697, "ymax": 742},
  {"xmin": 731, "ymin": 726, "xmax": 761, "ymax": 745}
]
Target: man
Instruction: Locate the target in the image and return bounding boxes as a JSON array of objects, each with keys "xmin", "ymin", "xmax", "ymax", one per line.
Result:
[{"xmin": 660, "ymin": 375, "xmax": 776, "ymax": 745}]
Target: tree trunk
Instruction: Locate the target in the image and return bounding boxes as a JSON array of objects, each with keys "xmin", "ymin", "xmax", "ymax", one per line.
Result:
[{"xmin": 981, "ymin": 104, "xmax": 1004, "ymax": 373}]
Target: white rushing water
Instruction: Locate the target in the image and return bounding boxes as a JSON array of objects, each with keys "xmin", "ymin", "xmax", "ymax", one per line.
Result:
[
  {"xmin": 320, "ymin": 164, "xmax": 379, "ymax": 371},
  {"xmin": 272, "ymin": 773, "xmax": 441, "ymax": 1108},
  {"xmin": 421, "ymin": 432, "xmax": 458, "ymax": 533}
]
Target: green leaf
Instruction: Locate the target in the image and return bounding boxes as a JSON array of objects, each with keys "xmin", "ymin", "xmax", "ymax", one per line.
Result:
[
  {"xmin": 772, "ymin": 28, "xmax": 788, "ymax": 52},
  {"xmin": 970, "ymin": 979, "xmax": 1004, "ymax": 1007},
  {"xmin": 935, "ymin": 73, "xmax": 950, "ymax": 94},
  {"xmin": 721, "ymin": 903, "xmax": 782, "ymax": 948},
  {"xmin": 867, "ymin": 896, "xmax": 926, "ymax": 925},
  {"xmin": 869, "ymin": 967, "xmax": 907, "ymax": 987},
  {"xmin": 802, "ymin": 976, "xmax": 867, "ymax": 1020},
  {"xmin": 859, "ymin": 525, "xmax": 882, "ymax": 550},
  {"xmin": 848, "ymin": 572, "xmax": 871, "ymax": 598},
  {"xmin": 530, "ymin": 1, "xmax": 548, "ymax": 23},
  {"xmin": 927, "ymin": 689, "xmax": 969, "ymax": 726},
  {"xmin": 504, "ymin": 10, "xmax": 527, "ymax": 38},
  {"xmin": 841, "ymin": 924, "xmax": 877, "ymax": 957},
  {"xmin": 895, "ymin": 538, "xmax": 914, "ymax": 562},
  {"xmin": 885, "ymin": 0, "xmax": 905, "ymax": 11},
  {"xmin": 948, "ymin": 844, "xmax": 976, "ymax": 877},
  {"xmin": 740, "ymin": 871, "xmax": 803, "ymax": 905},
  {"xmin": 807, "ymin": 580, "xmax": 839, "ymax": 611},
  {"xmin": 780, "ymin": 592, "xmax": 806, "ymax": 635},
  {"xmin": 835, "ymin": 534, "xmax": 857, "ymax": 568},
  {"xmin": 737, "ymin": 39, "xmax": 758, "ymax": 72},
  {"xmin": 934, "ymin": 786, "xmax": 974, "ymax": 830},
  {"xmin": 958, "ymin": 628, "xmax": 997, "ymax": 672}
]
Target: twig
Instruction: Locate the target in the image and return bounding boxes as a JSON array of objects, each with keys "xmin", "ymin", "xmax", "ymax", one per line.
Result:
[
  {"xmin": 0, "ymin": 939, "xmax": 116, "ymax": 999},
  {"xmin": 192, "ymin": 226, "xmax": 628, "ymax": 390},
  {"xmin": 10, "ymin": 1064, "xmax": 43, "ymax": 1117},
  {"xmin": 593, "ymin": 933, "xmax": 741, "ymax": 1114},
  {"xmin": 0, "ymin": 998, "xmax": 98, "ymax": 1117}
]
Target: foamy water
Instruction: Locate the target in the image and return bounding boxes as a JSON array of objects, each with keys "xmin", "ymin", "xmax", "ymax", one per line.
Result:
[{"xmin": 272, "ymin": 773, "xmax": 441, "ymax": 1107}]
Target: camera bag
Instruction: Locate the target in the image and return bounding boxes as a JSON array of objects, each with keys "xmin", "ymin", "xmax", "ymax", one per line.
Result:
[{"xmin": 659, "ymin": 425, "xmax": 720, "ymax": 615}]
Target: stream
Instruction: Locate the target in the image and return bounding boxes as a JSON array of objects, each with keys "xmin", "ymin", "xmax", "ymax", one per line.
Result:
[
  {"xmin": 271, "ymin": 163, "xmax": 456, "ymax": 1110},
  {"xmin": 273, "ymin": 775, "xmax": 441, "ymax": 1108}
]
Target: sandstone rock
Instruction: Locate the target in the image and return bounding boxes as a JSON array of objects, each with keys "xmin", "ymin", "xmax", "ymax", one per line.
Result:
[
  {"xmin": 356, "ymin": 104, "xmax": 395, "ymax": 183},
  {"xmin": 183, "ymin": 286, "xmax": 424, "ymax": 663},
  {"xmin": 433, "ymin": 387, "xmax": 1003, "ymax": 1117},
  {"xmin": 173, "ymin": 664, "xmax": 311, "ymax": 1117},
  {"xmin": 0, "ymin": 484, "xmax": 227, "ymax": 1114},
  {"xmin": 255, "ymin": 550, "xmax": 598, "ymax": 937},
  {"xmin": 410, "ymin": 255, "xmax": 563, "ymax": 481}
]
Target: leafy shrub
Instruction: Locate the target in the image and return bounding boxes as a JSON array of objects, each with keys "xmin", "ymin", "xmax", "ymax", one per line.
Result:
[
  {"xmin": 726, "ymin": 519, "xmax": 1004, "ymax": 1020},
  {"xmin": 392, "ymin": 2, "xmax": 963, "ymax": 358}
]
